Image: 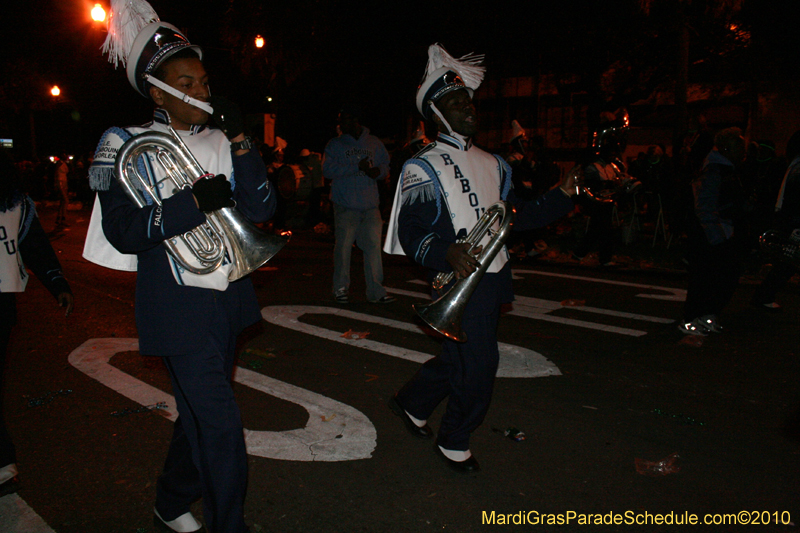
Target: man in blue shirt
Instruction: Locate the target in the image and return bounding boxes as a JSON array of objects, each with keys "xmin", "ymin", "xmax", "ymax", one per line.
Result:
[{"xmin": 323, "ymin": 106, "xmax": 395, "ymax": 304}]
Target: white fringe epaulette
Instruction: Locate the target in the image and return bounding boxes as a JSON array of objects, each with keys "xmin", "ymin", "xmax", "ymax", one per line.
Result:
[
  {"xmin": 400, "ymin": 156, "xmax": 445, "ymax": 225},
  {"xmin": 425, "ymin": 44, "xmax": 485, "ymax": 91},
  {"xmin": 101, "ymin": 0, "xmax": 160, "ymax": 68},
  {"xmin": 88, "ymin": 127, "xmax": 132, "ymax": 191}
]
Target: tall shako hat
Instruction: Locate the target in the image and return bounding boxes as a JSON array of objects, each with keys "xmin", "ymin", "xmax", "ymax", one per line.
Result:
[
  {"xmin": 415, "ymin": 44, "xmax": 485, "ymax": 121},
  {"xmin": 101, "ymin": 0, "xmax": 202, "ymax": 98}
]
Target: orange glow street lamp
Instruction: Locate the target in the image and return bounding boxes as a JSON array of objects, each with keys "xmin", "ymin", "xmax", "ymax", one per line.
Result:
[
  {"xmin": 255, "ymin": 35, "xmax": 264, "ymax": 49},
  {"xmin": 50, "ymin": 85, "xmax": 61, "ymax": 97},
  {"xmin": 91, "ymin": 3, "xmax": 106, "ymax": 22}
]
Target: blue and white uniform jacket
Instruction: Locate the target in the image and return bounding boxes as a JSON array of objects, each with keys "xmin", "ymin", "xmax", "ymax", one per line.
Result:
[
  {"xmin": 83, "ymin": 109, "xmax": 275, "ymax": 356},
  {"xmin": 1, "ymin": 192, "xmax": 71, "ymax": 324},
  {"xmin": 384, "ymin": 132, "xmax": 574, "ymax": 317}
]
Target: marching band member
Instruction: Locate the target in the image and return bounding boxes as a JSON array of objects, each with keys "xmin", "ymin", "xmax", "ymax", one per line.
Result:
[
  {"xmin": 572, "ymin": 110, "xmax": 638, "ymax": 267},
  {"xmin": 383, "ymin": 44, "xmax": 578, "ymax": 473},
  {"xmin": 1, "ymin": 150, "xmax": 73, "ymax": 497},
  {"xmin": 83, "ymin": 1, "xmax": 275, "ymax": 531}
]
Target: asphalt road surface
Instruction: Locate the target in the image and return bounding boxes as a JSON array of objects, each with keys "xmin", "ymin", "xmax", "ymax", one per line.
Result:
[{"xmin": 1, "ymin": 204, "xmax": 798, "ymax": 533}]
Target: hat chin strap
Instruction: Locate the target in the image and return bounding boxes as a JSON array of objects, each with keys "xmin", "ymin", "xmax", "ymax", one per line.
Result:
[
  {"xmin": 430, "ymin": 103, "xmax": 454, "ymax": 136},
  {"xmin": 146, "ymin": 74, "xmax": 214, "ymax": 114}
]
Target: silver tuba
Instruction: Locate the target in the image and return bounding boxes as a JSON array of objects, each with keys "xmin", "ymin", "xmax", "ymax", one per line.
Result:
[
  {"xmin": 413, "ymin": 201, "xmax": 514, "ymax": 342},
  {"xmin": 115, "ymin": 126, "xmax": 290, "ymax": 281}
]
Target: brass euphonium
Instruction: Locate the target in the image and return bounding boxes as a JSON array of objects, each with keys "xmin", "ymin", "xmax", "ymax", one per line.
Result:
[
  {"xmin": 115, "ymin": 126, "xmax": 290, "ymax": 281},
  {"xmin": 413, "ymin": 201, "xmax": 515, "ymax": 342}
]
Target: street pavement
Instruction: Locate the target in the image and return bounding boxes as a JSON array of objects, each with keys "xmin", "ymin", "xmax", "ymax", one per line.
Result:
[{"xmin": 1, "ymin": 203, "xmax": 799, "ymax": 533}]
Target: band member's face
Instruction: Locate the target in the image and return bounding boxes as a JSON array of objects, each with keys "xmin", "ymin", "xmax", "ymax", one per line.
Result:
[
  {"xmin": 436, "ymin": 89, "xmax": 478, "ymax": 137},
  {"xmin": 150, "ymin": 57, "xmax": 210, "ymax": 130}
]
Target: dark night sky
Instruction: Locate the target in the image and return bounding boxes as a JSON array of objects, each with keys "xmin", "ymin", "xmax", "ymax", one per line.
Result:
[{"xmin": 2, "ymin": 0, "xmax": 799, "ymax": 158}]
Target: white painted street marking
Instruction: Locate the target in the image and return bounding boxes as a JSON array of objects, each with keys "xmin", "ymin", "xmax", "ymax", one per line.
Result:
[
  {"xmin": 260, "ymin": 305, "xmax": 561, "ymax": 378},
  {"xmin": 511, "ymin": 268, "xmax": 687, "ymax": 301},
  {"xmin": 234, "ymin": 366, "xmax": 376, "ymax": 461},
  {"xmin": 513, "ymin": 295, "xmax": 675, "ymax": 323},
  {"xmin": 509, "ymin": 304, "xmax": 648, "ymax": 337},
  {"xmin": 68, "ymin": 338, "xmax": 179, "ymax": 418},
  {"xmin": 68, "ymin": 338, "xmax": 376, "ymax": 462},
  {"xmin": 0, "ymin": 494, "xmax": 56, "ymax": 533},
  {"xmin": 387, "ymin": 287, "xmax": 657, "ymax": 337}
]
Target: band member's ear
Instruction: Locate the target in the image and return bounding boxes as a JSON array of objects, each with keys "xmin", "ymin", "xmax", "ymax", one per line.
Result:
[{"xmin": 150, "ymin": 85, "xmax": 164, "ymax": 106}]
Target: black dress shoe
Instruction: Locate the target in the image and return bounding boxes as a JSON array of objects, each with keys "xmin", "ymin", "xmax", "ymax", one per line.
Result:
[
  {"xmin": 435, "ymin": 446, "xmax": 481, "ymax": 473},
  {"xmin": 388, "ymin": 396, "xmax": 433, "ymax": 439}
]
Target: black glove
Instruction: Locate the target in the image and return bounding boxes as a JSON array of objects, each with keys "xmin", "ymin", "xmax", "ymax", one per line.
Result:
[
  {"xmin": 192, "ymin": 174, "xmax": 235, "ymax": 212},
  {"xmin": 210, "ymin": 95, "xmax": 245, "ymax": 140}
]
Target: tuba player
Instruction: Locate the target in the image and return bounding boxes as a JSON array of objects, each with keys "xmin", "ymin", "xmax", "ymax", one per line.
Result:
[{"xmin": 82, "ymin": 2, "xmax": 275, "ymax": 531}]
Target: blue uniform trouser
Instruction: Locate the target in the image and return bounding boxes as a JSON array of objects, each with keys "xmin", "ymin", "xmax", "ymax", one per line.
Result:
[
  {"xmin": 155, "ymin": 323, "xmax": 248, "ymax": 533},
  {"xmin": 332, "ymin": 203, "xmax": 387, "ymax": 301},
  {"xmin": 396, "ymin": 305, "xmax": 501, "ymax": 452},
  {"xmin": 0, "ymin": 298, "xmax": 16, "ymax": 469},
  {"xmin": 684, "ymin": 235, "xmax": 741, "ymax": 321}
]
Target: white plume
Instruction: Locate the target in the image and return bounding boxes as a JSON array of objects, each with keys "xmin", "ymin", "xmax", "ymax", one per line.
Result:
[
  {"xmin": 101, "ymin": 0, "xmax": 160, "ymax": 68},
  {"xmin": 425, "ymin": 43, "xmax": 485, "ymax": 90}
]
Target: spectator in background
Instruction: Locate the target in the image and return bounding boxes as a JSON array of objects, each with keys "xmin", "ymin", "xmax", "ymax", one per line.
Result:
[
  {"xmin": 679, "ymin": 128, "xmax": 747, "ymax": 335},
  {"xmin": 299, "ymin": 148, "xmax": 326, "ymax": 227},
  {"xmin": 740, "ymin": 139, "xmax": 787, "ymax": 252},
  {"xmin": 54, "ymin": 152, "xmax": 70, "ymax": 226},
  {"xmin": 323, "ymin": 105, "xmax": 395, "ymax": 304},
  {"xmin": 673, "ymin": 115, "xmax": 715, "ymax": 241},
  {"xmin": 528, "ymin": 134, "xmax": 561, "ymax": 197},
  {"xmin": 264, "ymin": 137, "xmax": 289, "ymax": 231},
  {"xmin": 637, "ymin": 145, "xmax": 675, "ymax": 223},
  {"xmin": 751, "ymin": 130, "xmax": 800, "ymax": 311}
]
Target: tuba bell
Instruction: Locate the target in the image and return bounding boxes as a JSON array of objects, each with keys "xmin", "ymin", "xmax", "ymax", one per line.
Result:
[
  {"xmin": 413, "ymin": 201, "xmax": 514, "ymax": 342},
  {"xmin": 115, "ymin": 126, "xmax": 290, "ymax": 281}
]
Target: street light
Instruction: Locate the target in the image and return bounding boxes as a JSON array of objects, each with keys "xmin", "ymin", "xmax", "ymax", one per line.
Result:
[
  {"xmin": 91, "ymin": 3, "xmax": 106, "ymax": 22},
  {"xmin": 255, "ymin": 35, "xmax": 264, "ymax": 49},
  {"xmin": 50, "ymin": 86, "xmax": 61, "ymax": 97}
]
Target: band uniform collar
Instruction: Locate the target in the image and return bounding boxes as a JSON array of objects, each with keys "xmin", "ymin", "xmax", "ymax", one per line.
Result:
[
  {"xmin": 153, "ymin": 108, "xmax": 206, "ymax": 135},
  {"xmin": 437, "ymin": 132, "xmax": 472, "ymax": 151}
]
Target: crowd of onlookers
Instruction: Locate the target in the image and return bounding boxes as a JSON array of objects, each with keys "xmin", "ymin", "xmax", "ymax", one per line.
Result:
[{"xmin": 11, "ymin": 152, "xmax": 95, "ymax": 209}]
